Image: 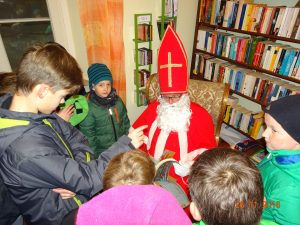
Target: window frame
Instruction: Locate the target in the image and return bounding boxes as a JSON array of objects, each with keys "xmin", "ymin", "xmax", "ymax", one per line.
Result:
[{"xmin": 0, "ymin": 0, "xmax": 76, "ymax": 71}]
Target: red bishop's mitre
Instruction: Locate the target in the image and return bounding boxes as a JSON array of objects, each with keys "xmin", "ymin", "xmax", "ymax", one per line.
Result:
[{"xmin": 158, "ymin": 25, "xmax": 188, "ymax": 94}]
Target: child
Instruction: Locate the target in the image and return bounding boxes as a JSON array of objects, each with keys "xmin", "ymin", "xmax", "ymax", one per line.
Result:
[
  {"xmin": 103, "ymin": 149, "xmax": 155, "ymax": 190},
  {"xmin": 0, "ymin": 42, "xmax": 146, "ymax": 225},
  {"xmin": 76, "ymin": 185, "xmax": 192, "ymax": 225},
  {"xmin": 188, "ymin": 148, "xmax": 266, "ymax": 225},
  {"xmin": 0, "ymin": 72, "xmax": 23, "ymax": 225},
  {"xmin": 62, "ymin": 149, "xmax": 156, "ymax": 225},
  {"xmin": 0, "ymin": 71, "xmax": 76, "ymax": 123},
  {"xmin": 258, "ymin": 94, "xmax": 300, "ymax": 224},
  {"xmin": 80, "ymin": 63, "xmax": 130, "ymax": 157}
]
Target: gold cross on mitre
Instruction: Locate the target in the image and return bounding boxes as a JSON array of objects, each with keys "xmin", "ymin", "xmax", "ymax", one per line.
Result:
[{"xmin": 160, "ymin": 52, "xmax": 182, "ymax": 87}]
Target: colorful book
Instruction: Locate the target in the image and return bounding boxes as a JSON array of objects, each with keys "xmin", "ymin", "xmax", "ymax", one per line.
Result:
[
  {"xmin": 290, "ymin": 8, "xmax": 300, "ymax": 39},
  {"xmin": 222, "ymin": 0, "xmax": 235, "ymax": 27},
  {"xmin": 238, "ymin": 3, "xmax": 248, "ymax": 30},
  {"xmin": 272, "ymin": 6, "xmax": 286, "ymax": 36},
  {"xmin": 234, "ymin": 0, "xmax": 254, "ymax": 29},
  {"xmin": 286, "ymin": 8, "xmax": 300, "ymax": 38},
  {"xmin": 242, "ymin": 3, "xmax": 254, "ymax": 31}
]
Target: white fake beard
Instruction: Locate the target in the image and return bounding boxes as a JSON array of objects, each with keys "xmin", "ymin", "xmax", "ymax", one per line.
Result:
[{"xmin": 157, "ymin": 94, "xmax": 192, "ymax": 133}]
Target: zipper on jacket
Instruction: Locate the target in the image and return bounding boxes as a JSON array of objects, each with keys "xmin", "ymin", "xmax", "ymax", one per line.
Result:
[
  {"xmin": 43, "ymin": 119, "xmax": 74, "ymax": 160},
  {"xmin": 109, "ymin": 108, "xmax": 117, "ymax": 141},
  {"xmin": 42, "ymin": 119, "xmax": 85, "ymax": 206},
  {"xmin": 258, "ymin": 153, "xmax": 272, "ymax": 168}
]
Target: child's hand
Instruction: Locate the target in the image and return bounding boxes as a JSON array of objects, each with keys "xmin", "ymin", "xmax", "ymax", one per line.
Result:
[
  {"xmin": 128, "ymin": 125, "xmax": 148, "ymax": 148},
  {"xmin": 57, "ymin": 104, "xmax": 75, "ymax": 122},
  {"xmin": 52, "ymin": 188, "xmax": 76, "ymax": 199}
]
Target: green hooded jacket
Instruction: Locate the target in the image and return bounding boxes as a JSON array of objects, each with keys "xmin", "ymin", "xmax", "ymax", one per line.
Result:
[
  {"xmin": 80, "ymin": 97, "xmax": 130, "ymax": 157},
  {"xmin": 258, "ymin": 148, "xmax": 300, "ymax": 225}
]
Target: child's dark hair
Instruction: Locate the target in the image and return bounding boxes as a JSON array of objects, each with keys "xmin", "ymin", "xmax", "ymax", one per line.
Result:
[
  {"xmin": 103, "ymin": 150, "xmax": 155, "ymax": 190},
  {"xmin": 16, "ymin": 42, "xmax": 83, "ymax": 95},
  {"xmin": 0, "ymin": 72, "xmax": 17, "ymax": 96},
  {"xmin": 188, "ymin": 148, "xmax": 264, "ymax": 225}
]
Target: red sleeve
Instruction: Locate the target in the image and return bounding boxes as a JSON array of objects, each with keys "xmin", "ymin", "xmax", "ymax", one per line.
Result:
[{"xmin": 190, "ymin": 102, "xmax": 217, "ymax": 151}]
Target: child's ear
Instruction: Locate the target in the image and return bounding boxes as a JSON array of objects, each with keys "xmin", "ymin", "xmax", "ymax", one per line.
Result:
[
  {"xmin": 35, "ymin": 84, "xmax": 49, "ymax": 99},
  {"xmin": 190, "ymin": 201, "xmax": 202, "ymax": 221}
]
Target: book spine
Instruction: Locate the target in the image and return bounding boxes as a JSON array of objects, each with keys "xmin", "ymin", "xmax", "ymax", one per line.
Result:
[
  {"xmin": 269, "ymin": 7, "xmax": 280, "ymax": 35},
  {"xmin": 274, "ymin": 48, "xmax": 286, "ymax": 73},
  {"xmin": 230, "ymin": 3, "xmax": 239, "ymax": 28},
  {"xmin": 238, "ymin": 4, "xmax": 248, "ymax": 30},
  {"xmin": 283, "ymin": 50, "xmax": 297, "ymax": 76},
  {"xmin": 278, "ymin": 50, "xmax": 291, "ymax": 75}
]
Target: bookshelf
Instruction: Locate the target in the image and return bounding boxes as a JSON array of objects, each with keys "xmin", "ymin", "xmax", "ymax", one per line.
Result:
[
  {"xmin": 157, "ymin": 0, "xmax": 177, "ymax": 40},
  {"xmin": 133, "ymin": 13, "xmax": 153, "ymax": 107},
  {"xmin": 190, "ymin": 0, "xmax": 300, "ymax": 144}
]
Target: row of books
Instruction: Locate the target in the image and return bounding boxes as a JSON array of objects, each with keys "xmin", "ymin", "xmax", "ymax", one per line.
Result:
[
  {"xmin": 199, "ymin": 0, "xmax": 300, "ymax": 39},
  {"xmin": 193, "ymin": 53, "xmax": 300, "ymax": 106},
  {"xmin": 224, "ymin": 97, "xmax": 265, "ymax": 140},
  {"xmin": 137, "ymin": 24, "xmax": 152, "ymax": 41},
  {"xmin": 136, "ymin": 48, "xmax": 152, "ymax": 66},
  {"xmin": 135, "ymin": 69, "xmax": 151, "ymax": 88},
  {"xmin": 196, "ymin": 29, "xmax": 300, "ymax": 79},
  {"xmin": 135, "ymin": 91, "xmax": 147, "ymax": 106},
  {"xmin": 164, "ymin": 0, "xmax": 178, "ymax": 17},
  {"xmin": 157, "ymin": 18, "xmax": 176, "ymax": 40}
]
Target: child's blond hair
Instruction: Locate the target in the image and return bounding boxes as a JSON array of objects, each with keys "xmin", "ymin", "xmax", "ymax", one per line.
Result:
[{"xmin": 103, "ymin": 150, "xmax": 155, "ymax": 190}]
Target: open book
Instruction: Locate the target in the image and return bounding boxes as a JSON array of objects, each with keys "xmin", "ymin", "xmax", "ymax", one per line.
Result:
[{"xmin": 153, "ymin": 156, "xmax": 190, "ymax": 208}]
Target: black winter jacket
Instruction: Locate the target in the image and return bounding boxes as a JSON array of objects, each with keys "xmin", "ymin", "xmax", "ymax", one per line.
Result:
[
  {"xmin": 0, "ymin": 176, "xmax": 20, "ymax": 225},
  {"xmin": 0, "ymin": 94, "xmax": 132, "ymax": 225}
]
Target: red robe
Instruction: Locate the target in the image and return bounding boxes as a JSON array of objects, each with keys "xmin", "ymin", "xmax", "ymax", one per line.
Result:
[{"xmin": 132, "ymin": 100, "xmax": 216, "ymax": 197}]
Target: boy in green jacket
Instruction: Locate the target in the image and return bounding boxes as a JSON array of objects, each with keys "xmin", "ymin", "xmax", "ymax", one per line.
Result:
[
  {"xmin": 258, "ymin": 94, "xmax": 300, "ymax": 225},
  {"xmin": 80, "ymin": 63, "xmax": 130, "ymax": 157}
]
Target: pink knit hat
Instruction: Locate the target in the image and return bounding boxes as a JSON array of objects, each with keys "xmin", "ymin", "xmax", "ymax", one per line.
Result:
[{"xmin": 76, "ymin": 185, "xmax": 192, "ymax": 225}]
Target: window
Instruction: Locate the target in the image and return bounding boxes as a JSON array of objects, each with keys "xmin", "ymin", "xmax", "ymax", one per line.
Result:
[{"xmin": 0, "ymin": 0, "xmax": 54, "ymax": 71}]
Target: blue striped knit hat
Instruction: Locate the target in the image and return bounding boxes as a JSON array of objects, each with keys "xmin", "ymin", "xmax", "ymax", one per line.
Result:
[{"xmin": 87, "ymin": 63, "xmax": 113, "ymax": 89}]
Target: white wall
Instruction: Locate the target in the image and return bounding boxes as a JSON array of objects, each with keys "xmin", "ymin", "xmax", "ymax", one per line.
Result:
[
  {"xmin": 123, "ymin": 0, "xmax": 157, "ymax": 122},
  {"xmin": 66, "ymin": 0, "xmax": 89, "ymax": 81}
]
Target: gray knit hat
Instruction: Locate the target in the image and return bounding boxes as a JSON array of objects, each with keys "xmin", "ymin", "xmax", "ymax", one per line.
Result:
[
  {"xmin": 264, "ymin": 95, "xmax": 300, "ymax": 143},
  {"xmin": 87, "ymin": 63, "xmax": 113, "ymax": 89}
]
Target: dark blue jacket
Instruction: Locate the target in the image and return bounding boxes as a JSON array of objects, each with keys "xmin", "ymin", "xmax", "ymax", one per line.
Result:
[
  {"xmin": 0, "ymin": 94, "xmax": 132, "ymax": 225},
  {"xmin": 0, "ymin": 176, "xmax": 20, "ymax": 225}
]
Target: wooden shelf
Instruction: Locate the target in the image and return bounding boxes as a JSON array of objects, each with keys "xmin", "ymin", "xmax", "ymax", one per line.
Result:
[
  {"xmin": 230, "ymin": 90, "xmax": 266, "ymax": 107},
  {"xmin": 223, "ymin": 122, "xmax": 266, "ymax": 147},
  {"xmin": 134, "ymin": 13, "xmax": 153, "ymax": 107},
  {"xmin": 198, "ymin": 22, "xmax": 300, "ymax": 44},
  {"xmin": 191, "ymin": 0, "xmax": 300, "ymax": 149},
  {"xmin": 195, "ymin": 49, "xmax": 300, "ymax": 84},
  {"xmin": 132, "ymin": 39, "xmax": 153, "ymax": 43},
  {"xmin": 196, "ymin": 76, "xmax": 267, "ymax": 107}
]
